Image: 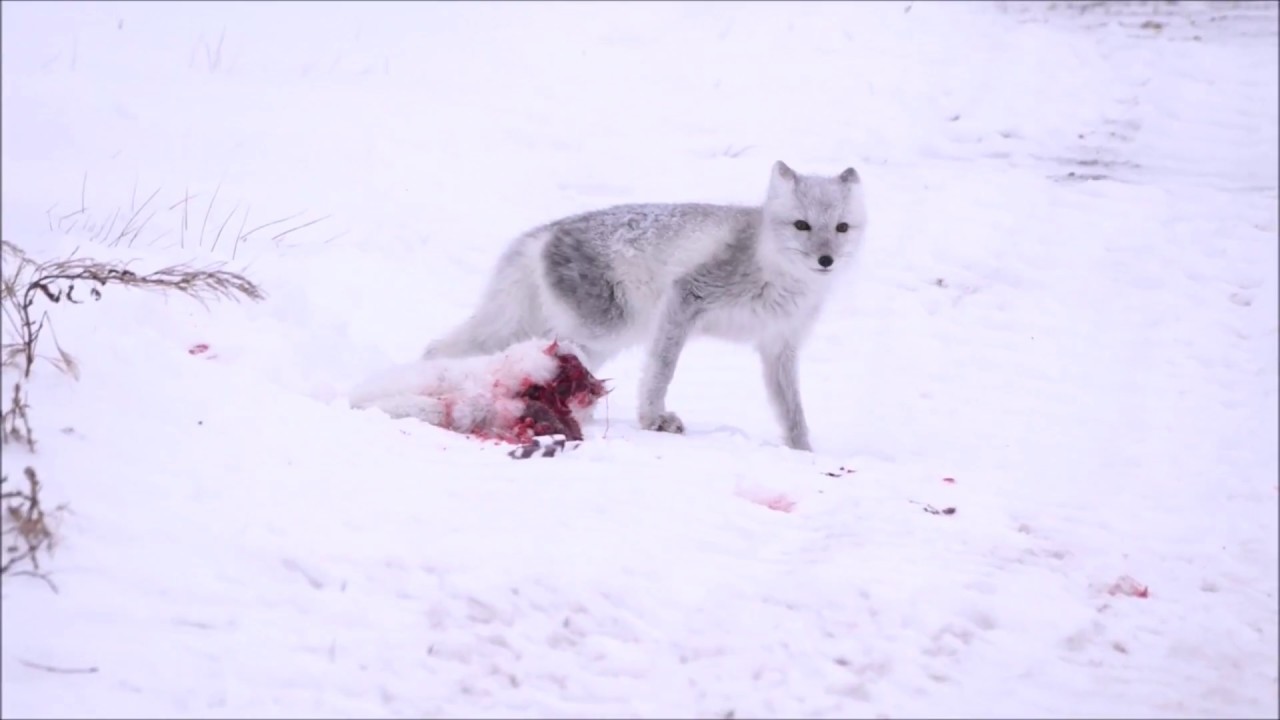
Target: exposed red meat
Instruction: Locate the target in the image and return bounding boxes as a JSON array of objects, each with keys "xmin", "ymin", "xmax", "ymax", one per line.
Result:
[{"xmin": 475, "ymin": 342, "xmax": 608, "ymax": 445}]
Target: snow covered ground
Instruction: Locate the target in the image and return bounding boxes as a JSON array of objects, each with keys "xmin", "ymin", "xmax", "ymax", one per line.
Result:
[{"xmin": 1, "ymin": 0, "xmax": 1276, "ymax": 717}]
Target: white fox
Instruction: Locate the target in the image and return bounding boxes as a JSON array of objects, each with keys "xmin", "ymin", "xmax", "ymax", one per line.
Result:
[{"xmin": 423, "ymin": 161, "xmax": 868, "ymax": 451}]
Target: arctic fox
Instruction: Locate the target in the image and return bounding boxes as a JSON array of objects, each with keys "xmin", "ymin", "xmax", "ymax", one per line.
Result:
[{"xmin": 423, "ymin": 161, "xmax": 868, "ymax": 451}]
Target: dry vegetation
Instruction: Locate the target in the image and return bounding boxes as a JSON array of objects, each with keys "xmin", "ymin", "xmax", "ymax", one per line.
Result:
[{"xmin": 1, "ymin": 198, "xmax": 273, "ymax": 586}]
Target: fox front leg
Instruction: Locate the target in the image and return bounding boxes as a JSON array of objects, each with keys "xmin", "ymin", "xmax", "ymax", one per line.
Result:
[
  {"xmin": 637, "ymin": 280, "xmax": 705, "ymax": 435},
  {"xmin": 760, "ymin": 339, "xmax": 812, "ymax": 451}
]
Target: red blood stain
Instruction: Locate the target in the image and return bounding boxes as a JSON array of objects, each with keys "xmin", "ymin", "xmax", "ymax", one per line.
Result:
[
  {"xmin": 441, "ymin": 397, "xmax": 457, "ymax": 431},
  {"xmin": 744, "ymin": 493, "xmax": 795, "ymax": 513},
  {"xmin": 762, "ymin": 495, "xmax": 796, "ymax": 513},
  {"xmin": 942, "ymin": 477, "xmax": 956, "ymax": 484},
  {"xmin": 1107, "ymin": 576, "xmax": 1150, "ymax": 599},
  {"xmin": 467, "ymin": 343, "xmax": 608, "ymax": 445},
  {"xmin": 188, "ymin": 343, "xmax": 210, "ymax": 356}
]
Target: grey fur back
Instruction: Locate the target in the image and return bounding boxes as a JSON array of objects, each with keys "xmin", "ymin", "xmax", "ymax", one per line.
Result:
[{"xmin": 537, "ymin": 203, "xmax": 758, "ymax": 339}]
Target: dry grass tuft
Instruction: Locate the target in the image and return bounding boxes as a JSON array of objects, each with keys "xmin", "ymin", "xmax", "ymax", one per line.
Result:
[
  {"xmin": 2, "ymin": 239, "xmax": 264, "ymax": 383},
  {"xmin": 1, "ymin": 467, "xmax": 63, "ymax": 591},
  {"xmin": 0, "ymin": 232, "xmax": 266, "ymax": 586}
]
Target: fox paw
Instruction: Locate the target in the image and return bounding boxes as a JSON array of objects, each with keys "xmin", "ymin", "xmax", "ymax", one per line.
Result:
[{"xmin": 640, "ymin": 410, "xmax": 685, "ymax": 435}]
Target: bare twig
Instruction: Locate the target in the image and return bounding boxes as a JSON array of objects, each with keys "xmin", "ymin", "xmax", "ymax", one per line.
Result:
[
  {"xmin": 19, "ymin": 659, "xmax": 97, "ymax": 674},
  {"xmin": 113, "ymin": 187, "xmax": 161, "ymax": 248},
  {"xmin": 7, "ymin": 569, "xmax": 59, "ymax": 593},
  {"xmin": 58, "ymin": 207, "xmax": 86, "ymax": 228},
  {"xmin": 179, "ymin": 186, "xmax": 193, "ymax": 248},
  {"xmin": 210, "ymin": 204, "xmax": 239, "ymax": 254},
  {"xmin": 1, "ymin": 467, "xmax": 58, "ymax": 575},
  {"xmin": 232, "ymin": 205, "xmax": 251, "ymax": 260},
  {"xmin": 241, "ymin": 210, "xmax": 306, "ymax": 240},
  {"xmin": 168, "ymin": 191, "xmax": 196, "ymax": 212},
  {"xmin": 203, "ymin": 27, "xmax": 227, "ymax": 72},
  {"xmin": 199, "ymin": 183, "xmax": 222, "ymax": 248},
  {"xmin": 91, "ymin": 207, "xmax": 121, "ymax": 246},
  {"xmin": 2, "ymin": 382, "xmax": 34, "ymax": 451},
  {"xmin": 272, "ymin": 214, "xmax": 331, "ymax": 244}
]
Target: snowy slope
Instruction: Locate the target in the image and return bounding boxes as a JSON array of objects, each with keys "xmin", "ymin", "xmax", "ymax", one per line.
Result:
[{"xmin": 1, "ymin": 1, "xmax": 1276, "ymax": 717}]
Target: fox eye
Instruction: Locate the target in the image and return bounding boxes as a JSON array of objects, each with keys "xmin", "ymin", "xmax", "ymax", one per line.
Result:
[
  {"xmin": 836, "ymin": 222, "xmax": 850, "ymax": 233},
  {"xmin": 793, "ymin": 220, "xmax": 811, "ymax": 231}
]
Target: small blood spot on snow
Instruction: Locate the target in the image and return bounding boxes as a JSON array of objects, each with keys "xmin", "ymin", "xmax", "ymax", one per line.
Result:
[
  {"xmin": 1107, "ymin": 576, "xmax": 1150, "ymax": 599},
  {"xmin": 740, "ymin": 491, "xmax": 795, "ymax": 513},
  {"xmin": 188, "ymin": 343, "xmax": 210, "ymax": 356},
  {"xmin": 758, "ymin": 495, "xmax": 796, "ymax": 513},
  {"xmin": 942, "ymin": 477, "xmax": 956, "ymax": 484}
]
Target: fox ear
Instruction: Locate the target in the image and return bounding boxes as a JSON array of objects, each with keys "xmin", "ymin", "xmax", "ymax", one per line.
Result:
[
  {"xmin": 772, "ymin": 160, "xmax": 798, "ymax": 183},
  {"xmin": 838, "ymin": 167, "xmax": 860, "ymax": 184}
]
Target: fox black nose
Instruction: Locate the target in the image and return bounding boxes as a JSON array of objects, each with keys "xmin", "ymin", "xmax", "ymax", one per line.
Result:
[{"xmin": 818, "ymin": 254, "xmax": 834, "ymax": 269}]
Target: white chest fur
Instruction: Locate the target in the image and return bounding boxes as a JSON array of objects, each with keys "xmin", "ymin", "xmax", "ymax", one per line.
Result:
[{"xmin": 696, "ymin": 275, "xmax": 828, "ymax": 344}]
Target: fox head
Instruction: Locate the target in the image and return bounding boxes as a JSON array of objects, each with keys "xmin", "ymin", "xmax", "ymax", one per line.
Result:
[{"xmin": 761, "ymin": 160, "xmax": 867, "ymax": 275}]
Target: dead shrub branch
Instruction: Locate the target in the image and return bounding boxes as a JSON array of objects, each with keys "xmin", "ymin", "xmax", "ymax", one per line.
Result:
[
  {"xmin": 0, "ymin": 224, "xmax": 267, "ymax": 584},
  {"xmin": 2, "ymin": 239, "xmax": 265, "ymax": 382},
  {"xmin": 1, "ymin": 467, "xmax": 62, "ymax": 586}
]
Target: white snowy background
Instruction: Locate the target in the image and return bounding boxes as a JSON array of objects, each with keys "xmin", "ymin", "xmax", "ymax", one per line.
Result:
[{"xmin": 1, "ymin": 0, "xmax": 1277, "ymax": 717}]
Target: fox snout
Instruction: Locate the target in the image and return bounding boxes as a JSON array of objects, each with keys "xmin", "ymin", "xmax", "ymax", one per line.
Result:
[{"xmin": 808, "ymin": 239, "xmax": 839, "ymax": 272}]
